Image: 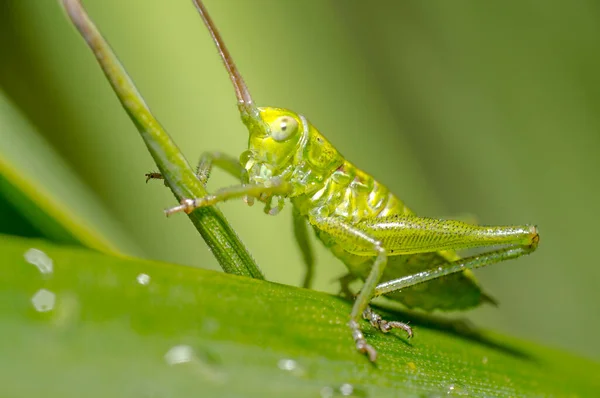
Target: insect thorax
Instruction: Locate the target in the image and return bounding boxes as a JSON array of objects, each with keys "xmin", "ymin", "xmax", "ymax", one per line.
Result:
[
  {"xmin": 241, "ymin": 108, "xmax": 409, "ymax": 222},
  {"xmin": 293, "ymin": 160, "xmax": 411, "ymax": 223},
  {"xmin": 242, "ymin": 110, "xmax": 344, "ymax": 197}
]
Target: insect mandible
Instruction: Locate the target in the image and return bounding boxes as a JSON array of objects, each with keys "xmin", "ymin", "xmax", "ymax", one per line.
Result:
[{"xmin": 149, "ymin": 0, "xmax": 540, "ymax": 362}]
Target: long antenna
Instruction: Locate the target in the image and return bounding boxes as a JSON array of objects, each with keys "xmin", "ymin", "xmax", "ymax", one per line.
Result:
[{"xmin": 192, "ymin": 0, "xmax": 253, "ymax": 105}]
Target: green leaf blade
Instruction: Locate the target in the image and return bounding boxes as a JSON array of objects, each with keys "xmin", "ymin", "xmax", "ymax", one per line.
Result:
[
  {"xmin": 1, "ymin": 234, "xmax": 598, "ymax": 397},
  {"xmin": 0, "ymin": 90, "xmax": 142, "ymax": 256}
]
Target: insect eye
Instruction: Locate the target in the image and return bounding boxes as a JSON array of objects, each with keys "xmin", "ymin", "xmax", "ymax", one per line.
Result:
[{"xmin": 270, "ymin": 116, "xmax": 298, "ymax": 142}]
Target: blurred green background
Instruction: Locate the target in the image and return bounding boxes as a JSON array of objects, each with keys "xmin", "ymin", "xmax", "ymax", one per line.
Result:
[{"xmin": 1, "ymin": 0, "xmax": 599, "ymax": 363}]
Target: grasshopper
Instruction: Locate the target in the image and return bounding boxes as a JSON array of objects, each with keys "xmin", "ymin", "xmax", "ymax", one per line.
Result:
[{"xmin": 151, "ymin": 0, "xmax": 540, "ymax": 362}]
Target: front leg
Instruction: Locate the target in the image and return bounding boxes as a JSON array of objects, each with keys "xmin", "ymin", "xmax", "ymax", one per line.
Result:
[
  {"xmin": 165, "ymin": 180, "xmax": 292, "ymax": 216},
  {"xmin": 195, "ymin": 151, "xmax": 245, "ymax": 186},
  {"xmin": 146, "ymin": 151, "xmax": 244, "ymax": 186}
]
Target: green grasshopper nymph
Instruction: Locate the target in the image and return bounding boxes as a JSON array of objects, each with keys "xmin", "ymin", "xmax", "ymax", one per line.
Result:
[{"xmin": 154, "ymin": 0, "xmax": 540, "ymax": 362}]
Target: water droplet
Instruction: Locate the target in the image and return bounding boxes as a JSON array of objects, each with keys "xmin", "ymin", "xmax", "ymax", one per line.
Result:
[
  {"xmin": 446, "ymin": 382, "xmax": 469, "ymax": 396},
  {"xmin": 24, "ymin": 248, "xmax": 53, "ymax": 275},
  {"xmin": 278, "ymin": 358, "xmax": 297, "ymax": 371},
  {"xmin": 482, "ymin": 356, "xmax": 488, "ymax": 365},
  {"xmin": 277, "ymin": 358, "xmax": 305, "ymax": 377},
  {"xmin": 136, "ymin": 273, "xmax": 151, "ymax": 285},
  {"xmin": 320, "ymin": 384, "xmax": 368, "ymax": 397},
  {"xmin": 164, "ymin": 345, "xmax": 194, "ymax": 365},
  {"xmin": 164, "ymin": 345, "xmax": 226, "ymax": 383},
  {"xmin": 31, "ymin": 289, "xmax": 55, "ymax": 312},
  {"xmin": 339, "ymin": 383, "xmax": 354, "ymax": 396},
  {"xmin": 320, "ymin": 386, "xmax": 334, "ymax": 398}
]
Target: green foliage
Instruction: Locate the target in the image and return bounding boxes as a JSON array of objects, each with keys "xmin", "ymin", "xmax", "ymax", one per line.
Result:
[
  {"xmin": 59, "ymin": 0, "xmax": 262, "ymax": 280},
  {"xmin": 1, "ymin": 234, "xmax": 599, "ymax": 397},
  {"xmin": 0, "ymin": 90, "xmax": 141, "ymax": 255},
  {"xmin": 0, "ymin": 86, "xmax": 595, "ymax": 393},
  {"xmin": 3, "ymin": 0, "xmax": 599, "ymax": 360},
  {"xmin": 1, "ymin": 0, "xmax": 599, "ymax": 396}
]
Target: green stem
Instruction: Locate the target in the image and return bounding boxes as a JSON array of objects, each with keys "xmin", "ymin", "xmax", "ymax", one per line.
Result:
[{"xmin": 60, "ymin": 0, "xmax": 263, "ymax": 279}]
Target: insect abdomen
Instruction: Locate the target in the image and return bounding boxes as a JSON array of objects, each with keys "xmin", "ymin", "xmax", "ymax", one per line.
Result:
[{"xmin": 294, "ymin": 160, "xmax": 487, "ymax": 312}]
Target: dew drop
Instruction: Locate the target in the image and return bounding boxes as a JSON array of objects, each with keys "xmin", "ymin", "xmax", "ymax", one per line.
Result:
[
  {"xmin": 320, "ymin": 386, "xmax": 334, "ymax": 398},
  {"xmin": 482, "ymin": 356, "xmax": 488, "ymax": 365},
  {"xmin": 277, "ymin": 358, "xmax": 305, "ymax": 377},
  {"xmin": 339, "ymin": 383, "xmax": 354, "ymax": 396},
  {"xmin": 136, "ymin": 273, "xmax": 151, "ymax": 285},
  {"xmin": 164, "ymin": 345, "xmax": 226, "ymax": 383},
  {"xmin": 24, "ymin": 248, "xmax": 53, "ymax": 275},
  {"xmin": 446, "ymin": 382, "xmax": 469, "ymax": 396},
  {"xmin": 164, "ymin": 345, "xmax": 194, "ymax": 365},
  {"xmin": 31, "ymin": 289, "xmax": 56, "ymax": 312},
  {"xmin": 320, "ymin": 383, "xmax": 368, "ymax": 397},
  {"xmin": 278, "ymin": 358, "xmax": 297, "ymax": 371}
]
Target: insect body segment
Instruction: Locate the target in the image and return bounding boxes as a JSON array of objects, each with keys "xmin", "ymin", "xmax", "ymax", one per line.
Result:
[
  {"xmin": 240, "ymin": 107, "xmax": 346, "ymax": 212},
  {"xmin": 161, "ymin": 0, "xmax": 540, "ymax": 362}
]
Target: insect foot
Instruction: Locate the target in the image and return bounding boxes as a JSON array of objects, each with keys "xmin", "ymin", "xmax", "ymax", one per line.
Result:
[
  {"xmin": 529, "ymin": 226, "xmax": 540, "ymax": 250},
  {"xmin": 349, "ymin": 319, "xmax": 378, "ymax": 362},
  {"xmin": 363, "ymin": 306, "xmax": 413, "ymax": 338},
  {"xmin": 144, "ymin": 171, "xmax": 163, "ymax": 182},
  {"xmin": 164, "ymin": 198, "xmax": 199, "ymax": 216}
]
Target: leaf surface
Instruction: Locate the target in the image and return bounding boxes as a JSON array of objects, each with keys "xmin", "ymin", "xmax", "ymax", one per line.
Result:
[{"xmin": 1, "ymin": 234, "xmax": 597, "ymax": 397}]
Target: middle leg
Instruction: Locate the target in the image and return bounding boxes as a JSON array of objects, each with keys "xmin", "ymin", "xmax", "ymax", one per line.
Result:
[
  {"xmin": 308, "ymin": 213, "xmax": 409, "ymax": 362},
  {"xmin": 292, "ymin": 206, "xmax": 316, "ymax": 289},
  {"xmin": 146, "ymin": 151, "xmax": 244, "ymax": 186}
]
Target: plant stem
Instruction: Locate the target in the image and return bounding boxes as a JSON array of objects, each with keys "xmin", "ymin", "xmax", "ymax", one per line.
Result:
[{"xmin": 60, "ymin": 0, "xmax": 263, "ymax": 279}]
